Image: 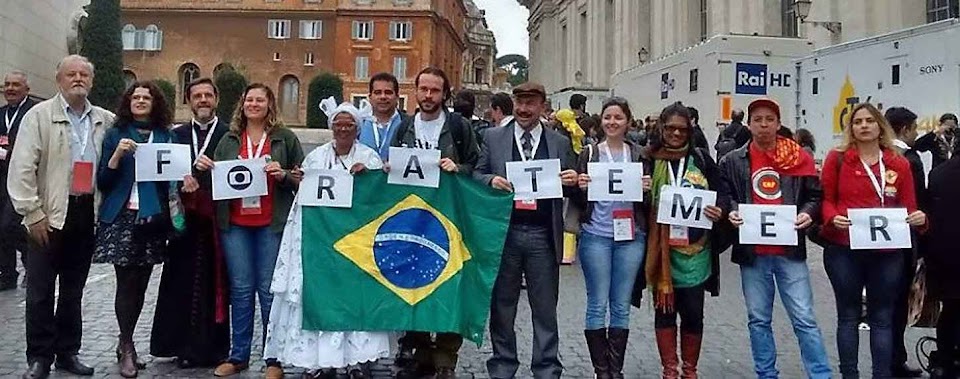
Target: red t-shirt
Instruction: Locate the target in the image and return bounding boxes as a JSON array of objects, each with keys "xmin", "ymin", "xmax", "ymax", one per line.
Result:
[
  {"xmin": 749, "ymin": 142, "xmax": 786, "ymax": 255},
  {"xmin": 230, "ymin": 131, "xmax": 275, "ymax": 227}
]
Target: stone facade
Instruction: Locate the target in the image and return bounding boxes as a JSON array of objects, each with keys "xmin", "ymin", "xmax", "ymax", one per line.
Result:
[
  {"xmin": 121, "ymin": 0, "xmax": 469, "ymax": 124},
  {"xmin": 0, "ymin": 0, "xmax": 90, "ymax": 99},
  {"xmin": 521, "ymin": 0, "xmax": 938, "ymax": 97}
]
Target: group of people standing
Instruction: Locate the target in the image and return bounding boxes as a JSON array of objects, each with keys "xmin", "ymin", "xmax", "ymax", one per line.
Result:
[{"xmin": 2, "ymin": 51, "xmax": 960, "ymax": 379}]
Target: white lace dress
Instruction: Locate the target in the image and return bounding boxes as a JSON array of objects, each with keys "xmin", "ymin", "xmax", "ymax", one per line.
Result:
[{"xmin": 263, "ymin": 142, "xmax": 394, "ymax": 369}]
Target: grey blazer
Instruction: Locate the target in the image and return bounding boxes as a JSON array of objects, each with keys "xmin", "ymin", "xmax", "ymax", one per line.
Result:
[{"xmin": 474, "ymin": 121, "xmax": 577, "ymax": 263}]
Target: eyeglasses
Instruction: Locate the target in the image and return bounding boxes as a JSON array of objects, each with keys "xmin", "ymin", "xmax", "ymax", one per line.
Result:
[{"xmin": 663, "ymin": 125, "xmax": 690, "ymax": 134}]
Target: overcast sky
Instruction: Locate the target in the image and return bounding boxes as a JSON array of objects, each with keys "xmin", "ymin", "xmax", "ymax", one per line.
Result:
[{"xmin": 472, "ymin": 0, "xmax": 530, "ymax": 58}]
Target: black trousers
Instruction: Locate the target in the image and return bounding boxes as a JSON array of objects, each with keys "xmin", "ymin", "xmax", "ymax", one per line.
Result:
[
  {"xmin": 115, "ymin": 265, "xmax": 153, "ymax": 341},
  {"xmin": 938, "ymin": 300, "xmax": 960, "ymax": 354},
  {"xmin": 25, "ymin": 196, "xmax": 95, "ymax": 364},
  {"xmin": 892, "ymin": 249, "xmax": 917, "ymax": 367},
  {"xmin": 654, "ymin": 284, "xmax": 706, "ymax": 334},
  {"xmin": 486, "ymin": 223, "xmax": 562, "ymax": 379},
  {"xmin": 0, "ymin": 197, "xmax": 27, "ymax": 284}
]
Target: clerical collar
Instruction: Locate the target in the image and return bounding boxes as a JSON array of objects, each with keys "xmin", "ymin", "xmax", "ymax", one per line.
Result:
[{"xmin": 192, "ymin": 116, "xmax": 218, "ymax": 130}]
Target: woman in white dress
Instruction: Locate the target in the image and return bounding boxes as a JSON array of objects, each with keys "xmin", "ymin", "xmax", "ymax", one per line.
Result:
[{"xmin": 264, "ymin": 98, "xmax": 392, "ymax": 378}]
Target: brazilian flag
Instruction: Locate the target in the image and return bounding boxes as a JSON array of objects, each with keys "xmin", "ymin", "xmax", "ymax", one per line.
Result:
[{"xmin": 301, "ymin": 170, "xmax": 513, "ymax": 344}]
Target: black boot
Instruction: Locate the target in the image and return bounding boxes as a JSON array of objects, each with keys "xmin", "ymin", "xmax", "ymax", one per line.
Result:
[
  {"xmin": 584, "ymin": 329, "xmax": 611, "ymax": 379},
  {"xmin": 929, "ymin": 350, "xmax": 956, "ymax": 379},
  {"xmin": 607, "ymin": 328, "xmax": 629, "ymax": 379}
]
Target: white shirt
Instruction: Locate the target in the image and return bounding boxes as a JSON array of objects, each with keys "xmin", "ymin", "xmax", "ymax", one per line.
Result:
[
  {"xmin": 498, "ymin": 115, "xmax": 514, "ymax": 128},
  {"xmin": 514, "ymin": 122, "xmax": 543, "ymax": 158},
  {"xmin": 414, "ymin": 112, "xmax": 445, "ymax": 150}
]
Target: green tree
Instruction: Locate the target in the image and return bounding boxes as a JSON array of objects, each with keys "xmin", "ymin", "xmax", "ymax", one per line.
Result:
[
  {"xmin": 496, "ymin": 54, "xmax": 529, "ymax": 87},
  {"xmin": 80, "ymin": 0, "xmax": 125, "ymax": 109},
  {"xmin": 306, "ymin": 72, "xmax": 344, "ymax": 129},
  {"xmin": 153, "ymin": 79, "xmax": 177, "ymax": 117},
  {"xmin": 215, "ymin": 67, "xmax": 248, "ymax": 122}
]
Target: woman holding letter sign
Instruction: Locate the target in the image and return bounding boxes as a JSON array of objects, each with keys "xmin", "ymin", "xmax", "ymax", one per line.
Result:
[
  {"xmin": 212, "ymin": 83, "xmax": 305, "ymax": 378},
  {"xmin": 643, "ymin": 102, "xmax": 727, "ymax": 379},
  {"xmin": 819, "ymin": 103, "xmax": 927, "ymax": 379},
  {"xmin": 572, "ymin": 97, "xmax": 651, "ymax": 378},
  {"xmin": 264, "ymin": 98, "xmax": 386, "ymax": 378},
  {"xmin": 93, "ymin": 81, "xmax": 192, "ymax": 377}
]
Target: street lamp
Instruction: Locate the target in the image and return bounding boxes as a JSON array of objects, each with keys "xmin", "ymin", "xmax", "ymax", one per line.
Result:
[
  {"xmin": 793, "ymin": 0, "xmax": 842, "ymax": 34},
  {"xmin": 637, "ymin": 47, "xmax": 649, "ymax": 63}
]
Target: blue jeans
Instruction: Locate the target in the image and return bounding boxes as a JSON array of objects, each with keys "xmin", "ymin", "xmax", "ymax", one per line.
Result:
[
  {"xmin": 578, "ymin": 230, "xmax": 646, "ymax": 330},
  {"xmin": 824, "ymin": 245, "xmax": 903, "ymax": 379},
  {"xmin": 741, "ymin": 255, "xmax": 832, "ymax": 379},
  {"xmin": 221, "ymin": 225, "xmax": 282, "ymax": 363}
]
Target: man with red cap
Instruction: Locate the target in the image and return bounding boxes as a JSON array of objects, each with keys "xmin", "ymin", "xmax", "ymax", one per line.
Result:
[{"xmin": 718, "ymin": 98, "xmax": 832, "ymax": 378}]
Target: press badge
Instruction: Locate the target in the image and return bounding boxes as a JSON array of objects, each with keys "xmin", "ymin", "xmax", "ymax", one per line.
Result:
[
  {"xmin": 0, "ymin": 147, "xmax": 6, "ymax": 161},
  {"xmin": 515, "ymin": 199, "xmax": 537, "ymax": 211},
  {"xmin": 240, "ymin": 196, "xmax": 262, "ymax": 215},
  {"xmin": 612, "ymin": 209, "xmax": 635, "ymax": 241},
  {"xmin": 127, "ymin": 184, "xmax": 140, "ymax": 210},
  {"xmin": 70, "ymin": 161, "xmax": 94, "ymax": 194},
  {"xmin": 668, "ymin": 225, "xmax": 690, "ymax": 246}
]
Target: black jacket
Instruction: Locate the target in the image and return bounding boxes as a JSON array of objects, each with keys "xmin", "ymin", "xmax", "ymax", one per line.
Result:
[
  {"xmin": 1, "ymin": 97, "xmax": 39, "ymax": 220},
  {"xmin": 718, "ymin": 144, "xmax": 823, "ymax": 266},
  {"xmin": 571, "ymin": 141, "xmax": 652, "ymax": 230},
  {"xmin": 171, "ymin": 118, "xmax": 230, "ymax": 190},
  {"xmin": 926, "ymin": 155, "xmax": 960, "ymax": 299},
  {"xmin": 914, "ymin": 132, "xmax": 957, "ymax": 169},
  {"xmin": 391, "ymin": 110, "xmax": 480, "ymax": 175}
]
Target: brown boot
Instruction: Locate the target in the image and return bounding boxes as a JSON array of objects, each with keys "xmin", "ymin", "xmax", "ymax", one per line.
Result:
[
  {"xmin": 655, "ymin": 328, "xmax": 680, "ymax": 379},
  {"xmin": 117, "ymin": 338, "xmax": 138, "ymax": 378},
  {"xmin": 607, "ymin": 328, "xmax": 629, "ymax": 379},
  {"xmin": 680, "ymin": 332, "xmax": 702, "ymax": 379},
  {"xmin": 584, "ymin": 329, "xmax": 612, "ymax": 378}
]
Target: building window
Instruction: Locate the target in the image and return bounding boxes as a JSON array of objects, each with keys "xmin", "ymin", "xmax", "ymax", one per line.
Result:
[
  {"xmin": 473, "ymin": 58, "xmax": 486, "ymax": 84},
  {"xmin": 279, "ymin": 75, "xmax": 300, "ymax": 123},
  {"xmin": 689, "ymin": 69, "xmax": 699, "ymax": 92},
  {"xmin": 273, "ymin": 52, "xmax": 281, "ymax": 61},
  {"xmin": 122, "ymin": 24, "xmax": 136, "ymax": 50},
  {"xmin": 178, "ymin": 63, "xmax": 201, "ymax": 104},
  {"xmin": 299, "ymin": 20, "xmax": 322, "ymax": 39},
  {"xmin": 812, "ymin": 77, "xmax": 819, "ymax": 95},
  {"xmin": 305, "ymin": 52, "xmax": 315, "ymax": 66},
  {"xmin": 123, "ymin": 70, "xmax": 137, "ymax": 89},
  {"xmin": 144, "ymin": 24, "xmax": 162, "ymax": 51},
  {"xmin": 781, "ymin": 0, "xmax": 799, "ymax": 37},
  {"xmin": 393, "ymin": 56, "xmax": 407, "ymax": 79},
  {"xmin": 355, "ymin": 56, "xmax": 369, "ymax": 79},
  {"xmin": 352, "ymin": 94, "xmax": 369, "ymax": 107},
  {"xmin": 389, "ymin": 21, "xmax": 412, "ymax": 41},
  {"xmin": 699, "ymin": 0, "xmax": 708, "ymax": 41},
  {"xmin": 928, "ymin": 0, "xmax": 959, "ymax": 22},
  {"xmin": 268, "ymin": 19, "xmax": 291, "ymax": 39},
  {"xmin": 352, "ymin": 21, "xmax": 374, "ymax": 40},
  {"xmin": 398, "ymin": 96, "xmax": 406, "ymax": 112},
  {"xmin": 892, "ymin": 64, "xmax": 901, "ymax": 85}
]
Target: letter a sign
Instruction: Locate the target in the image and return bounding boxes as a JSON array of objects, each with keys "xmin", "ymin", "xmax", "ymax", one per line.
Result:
[
  {"xmin": 387, "ymin": 147, "xmax": 441, "ymax": 188},
  {"xmin": 655, "ymin": 185, "xmax": 717, "ymax": 229},
  {"xmin": 848, "ymin": 208, "xmax": 912, "ymax": 250},
  {"xmin": 299, "ymin": 168, "xmax": 354, "ymax": 208}
]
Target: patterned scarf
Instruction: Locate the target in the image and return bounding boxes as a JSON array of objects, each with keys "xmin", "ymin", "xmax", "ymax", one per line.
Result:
[
  {"xmin": 645, "ymin": 145, "xmax": 710, "ymax": 311},
  {"xmin": 764, "ymin": 136, "xmax": 818, "ymax": 177}
]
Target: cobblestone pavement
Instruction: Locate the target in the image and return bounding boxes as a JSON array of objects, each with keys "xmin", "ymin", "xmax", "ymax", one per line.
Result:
[{"xmin": 0, "ymin": 240, "xmax": 931, "ymax": 378}]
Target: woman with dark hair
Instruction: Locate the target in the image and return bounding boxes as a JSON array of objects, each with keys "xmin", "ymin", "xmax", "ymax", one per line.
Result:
[
  {"xmin": 645, "ymin": 102, "xmax": 729, "ymax": 379},
  {"xmin": 819, "ymin": 103, "xmax": 927, "ymax": 379},
  {"xmin": 93, "ymin": 81, "xmax": 193, "ymax": 377},
  {"xmin": 795, "ymin": 128, "xmax": 817, "ymax": 155},
  {"xmin": 213, "ymin": 83, "xmax": 304, "ymax": 378},
  {"xmin": 572, "ymin": 97, "xmax": 651, "ymax": 378}
]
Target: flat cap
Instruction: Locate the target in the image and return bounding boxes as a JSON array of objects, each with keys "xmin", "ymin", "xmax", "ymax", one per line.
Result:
[{"xmin": 512, "ymin": 82, "xmax": 546, "ymax": 99}]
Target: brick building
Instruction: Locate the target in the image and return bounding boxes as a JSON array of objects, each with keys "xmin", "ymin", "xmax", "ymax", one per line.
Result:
[{"xmin": 120, "ymin": 0, "xmax": 468, "ymax": 125}]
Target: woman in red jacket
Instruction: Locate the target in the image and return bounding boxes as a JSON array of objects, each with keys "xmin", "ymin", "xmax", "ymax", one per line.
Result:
[{"xmin": 820, "ymin": 103, "xmax": 927, "ymax": 379}]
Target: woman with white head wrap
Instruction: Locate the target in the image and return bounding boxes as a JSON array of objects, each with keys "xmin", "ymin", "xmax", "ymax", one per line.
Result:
[{"xmin": 263, "ymin": 98, "xmax": 389, "ymax": 377}]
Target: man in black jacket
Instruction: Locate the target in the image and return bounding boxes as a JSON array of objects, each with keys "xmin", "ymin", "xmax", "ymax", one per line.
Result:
[
  {"xmin": 884, "ymin": 106, "xmax": 926, "ymax": 378},
  {"xmin": 914, "ymin": 113, "xmax": 959, "ymax": 169},
  {"xmin": 391, "ymin": 67, "xmax": 480, "ymax": 379},
  {"xmin": 0, "ymin": 70, "xmax": 37, "ymax": 290},
  {"xmin": 718, "ymin": 98, "xmax": 832, "ymax": 378},
  {"xmin": 687, "ymin": 106, "xmax": 710, "ymax": 152}
]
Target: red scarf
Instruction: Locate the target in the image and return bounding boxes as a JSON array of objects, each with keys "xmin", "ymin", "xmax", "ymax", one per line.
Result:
[{"xmin": 761, "ymin": 136, "xmax": 818, "ymax": 176}]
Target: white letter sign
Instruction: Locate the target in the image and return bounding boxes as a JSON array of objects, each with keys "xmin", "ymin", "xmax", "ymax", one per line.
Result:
[
  {"xmin": 655, "ymin": 185, "xmax": 717, "ymax": 229},
  {"xmin": 212, "ymin": 158, "xmax": 268, "ymax": 200},
  {"xmin": 299, "ymin": 169, "xmax": 353, "ymax": 208},
  {"xmin": 738, "ymin": 204, "xmax": 799, "ymax": 246},
  {"xmin": 387, "ymin": 147, "xmax": 441, "ymax": 188},
  {"xmin": 587, "ymin": 162, "xmax": 644, "ymax": 202},
  {"xmin": 506, "ymin": 158, "xmax": 562, "ymax": 200},
  {"xmin": 135, "ymin": 143, "xmax": 192, "ymax": 182},
  {"xmin": 849, "ymin": 208, "xmax": 912, "ymax": 250}
]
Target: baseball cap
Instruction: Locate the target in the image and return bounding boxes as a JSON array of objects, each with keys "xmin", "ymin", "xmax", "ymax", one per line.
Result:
[{"xmin": 747, "ymin": 98, "xmax": 781, "ymax": 120}]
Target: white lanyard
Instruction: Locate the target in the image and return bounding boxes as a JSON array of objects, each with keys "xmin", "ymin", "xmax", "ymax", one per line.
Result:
[
  {"xmin": 4, "ymin": 97, "xmax": 27, "ymax": 132},
  {"xmin": 329, "ymin": 143, "xmax": 355, "ymax": 170},
  {"xmin": 600, "ymin": 142, "xmax": 630, "ymax": 163},
  {"xmin": 514, "ymin": 126, "xmax": 542, "ymax": 162},
  {"xmin": 667, "ymin": 156, "xmax": 687, "ymax": 186},
  {"xmin": 861, "ymin": 157, "xmax": 886, "ymax": 206},
  {"xmin": 145, "ymin": 131, "xmax": 154, "ymax": 144},
  {"xmin": 70, "ymin": 116, "xmax": 92, "ymax": 160},
  {"xmin": 245, "ymin": 131, "xmax": 268, "ymax": 159},
  {"xmin": 191, "ymin": 118, "xmax": 217, "ymax": 158}
]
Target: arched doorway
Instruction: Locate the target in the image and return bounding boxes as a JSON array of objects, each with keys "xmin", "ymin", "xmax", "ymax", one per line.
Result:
[{"xmin": 279, "ymin": 75, "xmax": 300, "ymax": 123}]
